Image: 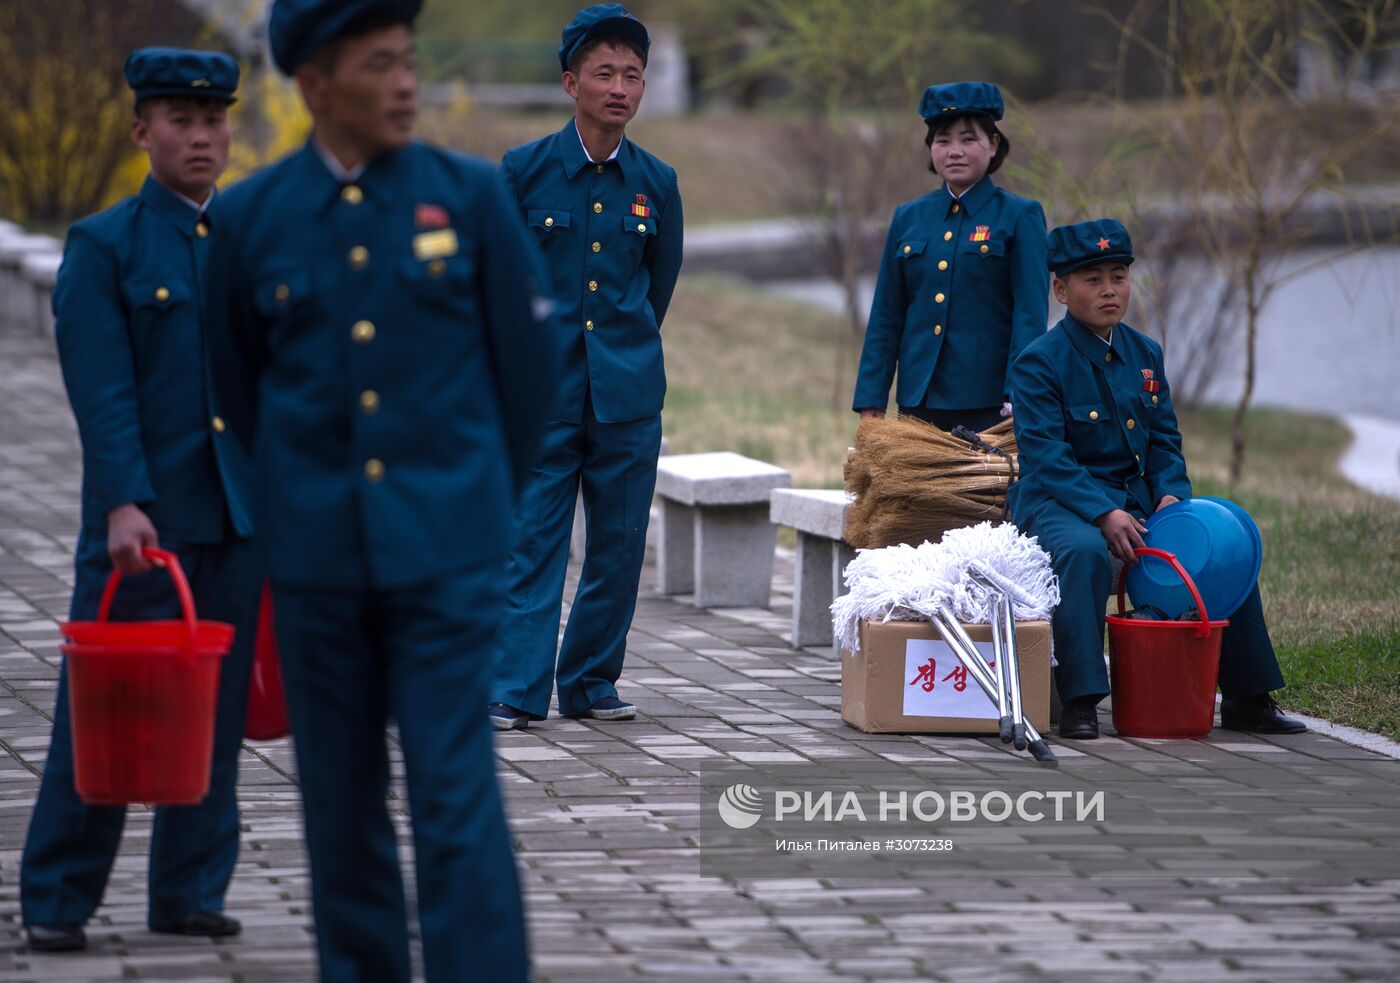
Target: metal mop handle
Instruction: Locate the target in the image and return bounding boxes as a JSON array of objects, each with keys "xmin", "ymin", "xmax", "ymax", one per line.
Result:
[
  {"xmin": 967, "ymin": 570, "xmax": 1016, "ymax": 745},
  {"xmin": 987, "ymin": 594, "xmax": 1013, "ymax": 744},
  {"xmin": 930, "ymin": 601, "xmax": 1057, "ymax": 767},
  {"xmin": 1000, "ymin": 591, "xmax": 1027, "ymax": 751}
]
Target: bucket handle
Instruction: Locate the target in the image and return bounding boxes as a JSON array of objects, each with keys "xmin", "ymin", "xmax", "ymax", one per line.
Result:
[
  {"xmin": 96, "ymin": 548, "xmax": 199, "ymax": 660},
  {"xmin": 1115, "ymin": 547, "xmax": 1213, "ymax": 638}
]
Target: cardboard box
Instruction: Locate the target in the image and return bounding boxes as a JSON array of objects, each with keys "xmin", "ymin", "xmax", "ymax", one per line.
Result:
[{"xmin": 841, "ymin": 619, "xmax": 1051, "ymax": 734}]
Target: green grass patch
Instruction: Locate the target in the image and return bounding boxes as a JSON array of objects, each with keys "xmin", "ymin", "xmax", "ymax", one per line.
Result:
[{"xmin": 663, "ymin": 279, "xmax": 1400, "ymax": 739}]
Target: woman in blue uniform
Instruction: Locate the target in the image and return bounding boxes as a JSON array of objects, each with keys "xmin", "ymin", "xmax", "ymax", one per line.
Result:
[{"xmin": 853, "ymin": 81, "xmax": 1048, "ymax": 431}]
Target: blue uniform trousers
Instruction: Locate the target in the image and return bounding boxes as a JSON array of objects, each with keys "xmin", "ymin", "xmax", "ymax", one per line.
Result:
[
  {"xmin": 1022, "ymin": 499, "xmax": 1286, "ymax": 702},
  {"xmin": 272, "ymin": 569, "xmax": 527, "ymax": 983},
  {"xmin": 21, "ymin": 532, "xmax": 259, "ymax": 928},
  {"xmin": 492, "ymin": 399, "xmax": 662, "ymax": 719}
]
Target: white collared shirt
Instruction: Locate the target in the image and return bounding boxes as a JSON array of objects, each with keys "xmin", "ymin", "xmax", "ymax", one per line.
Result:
[
  {"xmin": 578, "ymin": 127, "xmax": 621, "ymax": 164},
  {"xmin": 313, "ymin": 136, "xmax": 369, "ymax": 182},
  {"xmin": 166, "ymin": 185, "xmax": 213, "ymax": 216}
]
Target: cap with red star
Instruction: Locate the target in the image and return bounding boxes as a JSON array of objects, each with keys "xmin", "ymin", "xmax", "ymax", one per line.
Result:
[{"xmin": 1046, "ymin": 218, "xmax": 1135, "ymax": 276}]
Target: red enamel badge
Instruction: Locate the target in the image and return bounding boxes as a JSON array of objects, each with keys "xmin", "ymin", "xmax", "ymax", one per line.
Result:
[{"xmin": 415, "ymin": 204, "xmax": 449, "ymax": 229}]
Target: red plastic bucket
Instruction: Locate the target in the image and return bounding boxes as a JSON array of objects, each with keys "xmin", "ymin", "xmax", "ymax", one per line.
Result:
[
  {"xmin": 244, "ymin": 583, "xmax": 290, "ymax": 741},
  {"xmin": 1106, "ymin": 547, "xmax": 1229, "ymax": 739},
  {"xmin": 61, "ymin": 548, "xmax": 233, "ymax": 805}
]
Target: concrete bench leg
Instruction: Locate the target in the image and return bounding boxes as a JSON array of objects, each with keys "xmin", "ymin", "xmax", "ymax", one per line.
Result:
[
  {"xmin": 833, "ymin": 542, "xmax": 855, "ymax": 600},
  {"xmin": 657, "ymin": 498, "xmax": 696, "ymax": 594},
  {"xmin": 791, "ymin": 532, "xmax": 835, "ymax": 648},
  {"xmin": 694, "ymin": 504, "xmax": 775, "ymax": 608}
]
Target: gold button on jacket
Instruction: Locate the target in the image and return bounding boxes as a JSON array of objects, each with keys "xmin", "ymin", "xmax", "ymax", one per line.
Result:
[
  {"xmin": 348, "ymin": 245, "xmax": 369, "ymax": 269},
  {"xmin": 352, "ymin": 320, "xmax": 375, "ymax": 343},
  {"xmin": 154, "ymin": 286, "xmax": 170, "ymax": 302},
  {"xmin": 341, "ymin": 185, "xmax": 363, "ymax": 205}
]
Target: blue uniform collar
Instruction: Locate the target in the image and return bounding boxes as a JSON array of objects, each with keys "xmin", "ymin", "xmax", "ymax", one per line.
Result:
[
  {"xmin": 938, "ymin": 174, "xmax": 995, "ymax": 217},
  {"xmin": 139, "ymin": 175, "xmax": 211, "ymax": 237},
  {"xmin": 1061, "ymin": 311, "xmax": 1122, "ymax": 363},
  {"xmin": 559, "ymin": 118, "xmax": 630, "ymax": 179},
  {"xmin": 296, "ymin": 139, "xmax": 415, "ymax": 214}
]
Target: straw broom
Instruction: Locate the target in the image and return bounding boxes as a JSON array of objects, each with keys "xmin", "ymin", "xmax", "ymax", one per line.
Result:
[{"xmin": 843, "ymin": 415, "xmax": 1019, "ymax": 549}]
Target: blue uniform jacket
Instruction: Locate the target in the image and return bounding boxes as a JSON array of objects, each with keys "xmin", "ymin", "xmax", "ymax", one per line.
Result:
[
  {"xmin": 206, "ymin": 140, "xmax": 556, "ymax": 590},
  {"xmin": 501, "ymin": 119, "xmax": 683, "ymax": 424},
  {"xmin": 53, "ymin": 176, "xmax": 252, "ymax": 543},
  {"xmin": 853, "ymin": 176, "xmax": 1048, "ymax": 411},
  {"xmin": 1007, "ymin": 313, "xmax": 1193, "ymax": 525}
]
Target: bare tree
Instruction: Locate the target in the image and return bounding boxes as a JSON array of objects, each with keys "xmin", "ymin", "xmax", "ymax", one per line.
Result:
[{"xmin": 1112, "ymin": 0, "xmax": 1400, "ymax": 484}]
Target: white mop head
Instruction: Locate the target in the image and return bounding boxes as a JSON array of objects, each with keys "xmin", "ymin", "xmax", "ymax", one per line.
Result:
[{"xmin": 831, "ymin": 521, "xmax": 1059, "ymax": 654}]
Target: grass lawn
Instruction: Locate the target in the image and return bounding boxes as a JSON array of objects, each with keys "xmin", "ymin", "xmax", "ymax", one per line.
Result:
[{"xmin": 662, "ymin": 275, "xmax": 1400, "ymax": 740}]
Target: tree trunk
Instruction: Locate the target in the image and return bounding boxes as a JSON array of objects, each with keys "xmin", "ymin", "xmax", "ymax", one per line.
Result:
[{"xmin": 1228, "ymin": 269, "xmax": 1261, "ymax": 487}]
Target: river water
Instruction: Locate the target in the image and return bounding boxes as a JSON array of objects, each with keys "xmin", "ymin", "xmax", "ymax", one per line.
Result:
[{"xmin": 767, "ymin": 247, "xmax": 1400, "ymax": 422}]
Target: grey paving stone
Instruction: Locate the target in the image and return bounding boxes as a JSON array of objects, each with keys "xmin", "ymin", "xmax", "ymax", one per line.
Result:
[{"xmin": 1, "ymin": 331, "xmax": 1399, "ymax": 980}]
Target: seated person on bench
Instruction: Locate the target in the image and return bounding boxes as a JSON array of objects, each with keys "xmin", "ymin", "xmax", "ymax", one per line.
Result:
[{"xmin": 1006, "ymin": 218, "xmax": 1306, "ymax": 740}]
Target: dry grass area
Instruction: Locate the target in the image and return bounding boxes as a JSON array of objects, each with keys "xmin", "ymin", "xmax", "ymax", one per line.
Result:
[
  {"xmin": 426, "ymin": 108, "xmax": 799, "ymax": 226},
  {"xmin": 662, "ymin": 276, "xmax": 856, "ymax": 486},
  {"xmin": 662, "ymin": 277, "xmax": 1400, "ymax": 738},
  {"xmin": 431, "ymin": 101, "xmax": 1400, "ymax": 228}
]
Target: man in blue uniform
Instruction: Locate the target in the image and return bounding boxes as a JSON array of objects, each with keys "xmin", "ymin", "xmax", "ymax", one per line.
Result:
[
  {"xmin": 1008, "ymin": 219, "xmax": 1307, "ymax": 740},
  {"xmin": 205, "ymin": 2, "xmax": 552, "ymax": 979},
  {"xmin": 20, "ymin": 48, "xmax": 258, "ymax": 952},
  {"xmin": 488, "ymin": 4, "xmax": 683, "ymax": 730}
]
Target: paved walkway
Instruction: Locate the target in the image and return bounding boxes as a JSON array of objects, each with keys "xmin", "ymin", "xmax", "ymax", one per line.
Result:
[{"xmin": 1, "ymin": 331, "xmax": 1399, "ymax": 981}]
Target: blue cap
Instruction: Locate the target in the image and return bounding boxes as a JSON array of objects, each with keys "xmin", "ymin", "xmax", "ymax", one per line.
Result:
[
  {"xmin": 124, "ymin": 48, "xmax": 239, "ymax": 105},
  {"xmin": 268, "ymin": 0, "xmax": 423, "ymax": 75},
  {"xmin": 919, "ymin": 81, "xmax": 1004, "ymax": 124},
  {"xmin": 559, "ymin": 4, "xmax": 649, "ymax": 73},
  {"xmin": 1047, "ymin": 219, "xmax": 1135, "ymax": 276}
]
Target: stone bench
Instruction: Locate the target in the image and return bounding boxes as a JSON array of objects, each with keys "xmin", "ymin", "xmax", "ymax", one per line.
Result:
[
  {"xmin": 0, "ymin": 232, "xmax": 62, "ymax": 333},
  {"xmin": 655, "ymin": 452, "xmax": 790, "ymax": 608},
  {"xmin": 770, "ymin": 488, "xmax": 854, "ymax": 649},
  {"xmin": 20, "ymin": 252, "xmax": 61, "ymax": 338}
]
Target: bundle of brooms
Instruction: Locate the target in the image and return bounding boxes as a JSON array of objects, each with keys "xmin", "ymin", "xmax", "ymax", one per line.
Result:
[{"xmin": 843, "ymin": 415, "xmax": 1019, "ymax": 550}]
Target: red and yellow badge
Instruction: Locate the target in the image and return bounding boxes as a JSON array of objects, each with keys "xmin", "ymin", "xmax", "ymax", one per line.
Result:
[
  {"xmin": 969, "ymin": 225, "xmax": 991, "ymax": 242},
  {"xmin": 1141, "ymin": 368, "xmax": 1161, "ymax": 393},
  {"xmin": 630, "ymin": 194, "xmax": 650, "ymax": 219},
  {"xmin": 415, "ymin": 203, "xmax": 449, "ymax": 230}
]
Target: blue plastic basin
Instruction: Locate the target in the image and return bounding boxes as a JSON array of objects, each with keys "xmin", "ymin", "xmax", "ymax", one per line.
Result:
[{"xmin": 1125, "ymin": 496, "xmax": 1262, "ymax": 619}]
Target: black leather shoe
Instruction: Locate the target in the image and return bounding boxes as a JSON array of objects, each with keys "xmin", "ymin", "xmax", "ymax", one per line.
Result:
[
  {"xmin": 150, "ymin": 911, "xmax": 242, "ymax": 937},
  {"xmin": 1058, "ymin": 696, "xmax": 1101, "ymax": 740},
  {"xmin": 1220, "ymin": 694, "xmax": 1308, "ymax": 734},
  {"xmin": 26, "ymin": 924, "xmax": 86, "ymax": 952}
]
